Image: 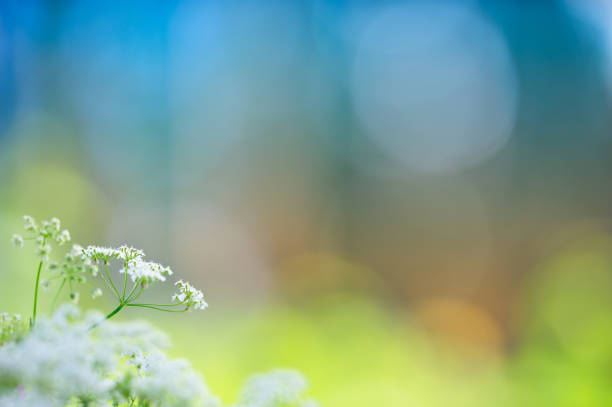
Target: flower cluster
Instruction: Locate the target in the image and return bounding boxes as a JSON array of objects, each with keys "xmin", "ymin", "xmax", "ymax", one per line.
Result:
[
  {"xmin": 13, "ymin": 216, "xmax": 207, "ymax": 326},
  {"xmin": 0, "ymin": 305, "xmax": 219, "ymax": 407},
  {"xmin": 125, "ymin": 258, "xmax": 172, "ymax": 284},
  {"xmin": 46, "ymin": 244, "xmax": 100, "ymax": 301},
  {"xmin": 81, "ymin": 242, "xmax": 203, "ymax": 314},
  {"xmin": 82, "ymin": 245, "xmax": 122, "ymax": 261},
  {"xmin": 13, "ymin": 216, "xmax": 72, "ymax": 262},
  {"xmin": 0, "ymin": 306, "xmax": 317, "ymax": 407},
  {"xmin": 173, "ymin": 280, "xmax": 208, "ymax": 310},
  {"xmin": 82, "ymin": 245, "xmax": 145, "ymax": 263},
  {"xmin": 0, "ymin": 313, "xmax": 26, "ymax": 346},
  {"xmin": 12, "ymin": 217, "xmax": 103, "ymax": 314},
  {"xmin": 232, "ymin": 370, "xmax": 318, "ymax": 407}
]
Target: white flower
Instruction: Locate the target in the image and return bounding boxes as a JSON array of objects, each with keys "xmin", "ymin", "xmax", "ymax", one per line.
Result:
[
  {"xmin": 35, "ymin": 242, "xmax": 51, "ymax": 261},
  {"xmin": 83, "ymin": 246, "xmax": 122, "ymax": 261},
  {"xmin": 0, "ymin": 306, "xmax": 114, "ymax": 404},
  {"xmin": 83, "ymin": 245, "xmax": 146, "ymax": 263},
  {"xmin": 233, "ymin": 370, "xmax": 317, "ymax": 407},
  {"xmin": 172, "ymin": 280, "xmax": 207, "ymax": 310},
  {"xmin": 0, "ymin": 306, "xmax": 222, "ymax": 407},
  {"xmin": 91, "ymin": 288, "xmax": 103, "ymax": 299},
  {"xmin": 125, "ymin": 258, "xmax": 172, "ymax": 284},
  {"xmin": 130, "ymin": 350, "xmax": 220, "ymax": 407},
  {"xmin": 11, "ymin": 234, "xmax": 23, "ymax": 248},
  {"xmin": 40, "ymin": 217, "xmax": 61, "ymax": 238},
  {"xmin": 118, "ymin": 245, "xmax": 145, "ymax": 261},
  {"xmin": 56, "ymin": 229, "xmax": 71, "ymax": 245},
  {"xmin": 23, "ymin": 215, "xmax": 37, "ymax": 232},
  {"xmin": 49, "ymin": 217, "xmax": 61, "ymax": 232}
]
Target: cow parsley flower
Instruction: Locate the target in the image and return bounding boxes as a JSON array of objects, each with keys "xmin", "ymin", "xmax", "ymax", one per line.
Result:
[
  {"xmin": 83, "ymin": 246, "xmax": 122, "ymax": 261},
  {"xmin": 124, "ymin": 258, "xmax": 172, "ymax": 284},
  {"xmin": 35, "ymin": 241, "xmax": 51, "ymax": 262},
  {"xmin": 10, "ymin": 234, "xmax": 23, "ymax": 248},
  {"xmin": 0, "ymin": 313, "xmax": 26, "ymax": 345},
  {"xmin": 118, "ymin": 245, "xmax": 145, "ymax": 261},
  {"xmin": 49, "ymin": 217, "xmax": 61, "ymax": 233},
  {"xmin": 0, "ymin": 306, "xmax": 224, "ymax": 407},
  {"xmin": 232, "ymin": 370, "xmax": 318, "ymax": 407},
  {"xmin": 56, "ymin": 229, "xmax": 71, "ymax": 245},
  {"xmin": 173, "ymin": 280, "xmax": 208, "ymax": 310},
  {"xmin": 23, "ymin": 215, "xmax": 37, "ymax": 232}
]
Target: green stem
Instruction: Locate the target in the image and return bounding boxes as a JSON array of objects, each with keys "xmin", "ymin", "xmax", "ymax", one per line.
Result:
[
  {"xmin": 104, "ymin": 261, "xmax": 120, "ymax": 299},
  {"xmin": 128, "ymin": 285, "xmax": 145, "ymax": 302},
  {"xmin": 130, "ymin": 301, "xmax": 185, "ymax": 307},
  {"xmin": 127, "ymin": 303, "xmax": 188, "ymax": 313},
  {"xmin": 88, "ymin": 303, "xmax": 125, "ymax": 331},
  {"xmin": 122, "ymin": 264, "xmax": 128, "ymax": 301},
  {"xmin": 124, "ymin": 280, "xmax": 140, "ymax": 303},
  {"xmin": 31, "ymin": 259, "xmax": 44, "ymax": 327},
  {"xmin": 49, "ymin": 278, "xmax": 66, "ymax": 312},
  {"xmin": 99, "ymin": 271, "xmax": 119, "ymax": 300}
]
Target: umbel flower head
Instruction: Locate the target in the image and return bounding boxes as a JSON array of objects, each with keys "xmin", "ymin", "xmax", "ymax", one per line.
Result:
[
  {"xmin": 10, "ymin": 234, "xmax": 23, "ymax": 248},
  {"xmin": 15, "ymin": 215, "xmax": 72, "ymax": 261},
  {"xmin": 81, "ymin": 243, "xmax": 207, "ymax": 314},
  {"xmin": 124, "ymin": 257, "xmax": 173, "ymax": 284},
  {"xmin": 13, "ymin": 216, "xmax": 208, "ymax": 329},
  {"xmin": 173, "ymin": 280, "xmax": 208, "ymax": 310}
]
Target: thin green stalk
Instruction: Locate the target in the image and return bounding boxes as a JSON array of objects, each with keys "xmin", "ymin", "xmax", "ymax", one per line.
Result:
[
  {"xmin": 124, "ymin": 280, "xmax": 140, "ymax": 303},
  {"xmin": 127, "ymin": 284, "xmax": 145, "ymax": 302},
  {"xmin": 127, "ymin": 303, "xmax": 187, "ymax": 313},
  {"xmin": 104, "ymin": 261, "xmax": 120, "ymax": 299},
  {"xmin": 31, "ymin": 257, "xmax": 44, "ymax": 327},
  {"xmin": 129, "ymin": 302, "xmax": 185, "ymax": 307},
  {"xmin": 122, "ymin": 265, "xmax": 128, "ymax": 301},
  {"xmin": 49, "ymin": 278, "xmax": 66, "ymax": 312},
  {"xmin": 88, "ymin": 303, "xmax": 125, "ymax": 331},
  {"xmin": 99, "ymin": 271, "xmax": 120, "ymax": 300}
]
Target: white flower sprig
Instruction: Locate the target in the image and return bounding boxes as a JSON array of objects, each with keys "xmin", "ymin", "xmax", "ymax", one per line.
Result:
[
  {"xmin": 82, "ymin": 243, "xmax": 207, "ymax": 329},
  {"xmin": 12, "ymin": 216, "xmax": 208, "ymax": 330},
  {"xmin": 12, "ymin": 216, "xmax": 78, "ymax": 326},
  {"xmin": 173, "ymin": 280, "xmax": 208, "ymax": 310}
]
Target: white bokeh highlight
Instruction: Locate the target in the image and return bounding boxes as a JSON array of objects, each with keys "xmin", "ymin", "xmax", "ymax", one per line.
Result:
[{"xmin": 351, "ymin": 3, "xmax": 518, "ymax": 173}]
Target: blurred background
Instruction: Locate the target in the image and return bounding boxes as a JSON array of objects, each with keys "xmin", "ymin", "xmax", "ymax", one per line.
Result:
[{"xmin": 2, "ymin": 0, "xmax": 612, "ymax": 405}]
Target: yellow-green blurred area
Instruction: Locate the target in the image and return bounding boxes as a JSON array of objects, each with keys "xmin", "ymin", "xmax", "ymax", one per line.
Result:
[{"xmin": 3, "ymin": 0, "xmax": 612, "ymax": 405}]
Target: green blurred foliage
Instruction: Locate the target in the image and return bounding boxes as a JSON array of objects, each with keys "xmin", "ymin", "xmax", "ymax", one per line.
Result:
[{"xmin": 158, "ymin": 240, "xmax": 612, "ymax": 407}]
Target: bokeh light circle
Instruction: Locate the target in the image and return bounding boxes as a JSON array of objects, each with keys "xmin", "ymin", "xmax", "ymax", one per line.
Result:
[{"xmin": 351, "ymin": 3, "xmax": 518, "ymax": 173}]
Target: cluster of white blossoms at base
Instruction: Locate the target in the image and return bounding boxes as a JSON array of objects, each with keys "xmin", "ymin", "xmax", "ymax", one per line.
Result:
[
  {"xmin": 0, "ymin": 306, "xmax": 218, "ymax": 407},
  {"xmin": 234, "ymin": 370, "xmax": 319, "ymax": 407},
  {"xmin": 0, "ymin": 313, "xmax": 26, "ymax": 346},
  {"xmin": 0, "ymin": 306, "xmax": 317, "ymax": 407}
]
